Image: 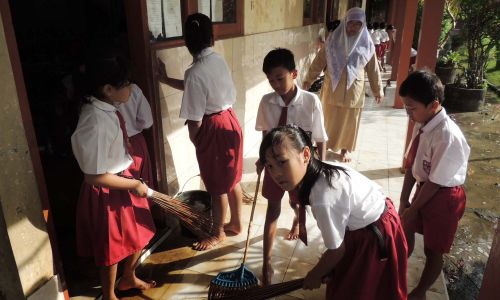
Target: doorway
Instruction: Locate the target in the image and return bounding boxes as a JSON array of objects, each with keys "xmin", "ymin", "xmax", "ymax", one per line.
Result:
[{"xmin": 8, "ymin": 0, "xmax": 134, "ymax": 296}]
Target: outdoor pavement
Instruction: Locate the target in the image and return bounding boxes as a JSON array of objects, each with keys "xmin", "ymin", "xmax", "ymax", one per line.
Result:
[{"xmin": 72, "ymin": 66, "xmax": 449, "ymax": 300}]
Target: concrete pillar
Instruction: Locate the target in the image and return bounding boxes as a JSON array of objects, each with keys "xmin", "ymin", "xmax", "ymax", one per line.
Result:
[
  {"xmin": 389, "ymin": 0, "xmax": 405, "ymax": 82},
  {"xmin": 394, "ymin": 0, "xmax": 418, "ymax": 109},
  {"xmin": 402, "ymin": 0, "xmax": 446, "ymax": 168},
  {"xmin": 415, "ymin": 0, "xmax": 446, "ymax": 71}
]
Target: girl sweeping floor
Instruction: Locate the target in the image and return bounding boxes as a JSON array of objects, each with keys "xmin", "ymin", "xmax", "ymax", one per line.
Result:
[
  {"xmin": 157, "ymin": 13, "xmax": 244, "ymax": 251},
  {"xmin": 71, "ymin": 51, "xmax": 156, "ymax": 300},
  {"xmin": 259, "ymin": 125, "xmax": 408, "ymax": 300}
]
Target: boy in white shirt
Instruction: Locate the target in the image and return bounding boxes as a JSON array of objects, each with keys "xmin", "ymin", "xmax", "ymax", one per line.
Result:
[
  {"xmin": 399, "ymin": 70, "xmax": 470, "ymax": 300},
  {"xmin": 255, "ymin": 48, "xmax": 328, "ymax": 285}
]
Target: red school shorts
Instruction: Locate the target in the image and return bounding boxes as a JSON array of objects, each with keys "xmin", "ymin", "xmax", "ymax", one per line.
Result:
[
  {"xmin": 194, "ymin": 108, "xmax": 243, "ymax": 196},
  {"xmin": 411, "ymin": 184, "xmax": 466, "ymax": 254}
]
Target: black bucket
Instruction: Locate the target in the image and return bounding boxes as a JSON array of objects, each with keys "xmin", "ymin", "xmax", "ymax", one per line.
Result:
[{"xmin": 175, "ymin": 190, "xmax": 212, "ymax": 237}]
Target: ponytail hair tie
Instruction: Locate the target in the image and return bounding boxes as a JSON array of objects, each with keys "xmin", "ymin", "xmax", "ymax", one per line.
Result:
[{"xmin": 192, "ymin": 20, "xmax": 200, "ymax": 27}]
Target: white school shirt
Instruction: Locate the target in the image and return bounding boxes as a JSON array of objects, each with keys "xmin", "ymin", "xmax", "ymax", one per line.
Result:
[
  {"xmin": 71, "ymin": 98, "xmax": 133, "ymax": 175},
  {"xmin": 117, "ymin": 84, "xmax": 153, "ymax": 137},
  {"xmin": 380, "ymin": 30, "xmax": 389, "ymax": 43},
  {"xmin": 255, "ymin": 86, "xmax": 328, "ymax": 143},
  {"xmin": 309, "ymin": 162, "xmax": 386, "ymax": 250},
  {"xmin": 180, "ymin": 47, "xmax": 236, "ymax": 121},
  {"xmin": 407, "ymin": 108, "xmax": 470, "ymax": 187},
  {"xmin": 371, "ymin": 30, "xmax": 381, "ymax": 45}
]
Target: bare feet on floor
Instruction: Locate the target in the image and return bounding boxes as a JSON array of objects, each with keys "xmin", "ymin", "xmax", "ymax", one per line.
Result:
[
  {"xmin": 340, "ymin": 149, "xmax": 352, "ymax": 162},
  {"xmin": 285, "ymin": 218, "xmax": 300, "ymax": 240},
  {"xmin": 224, "ymin": 223, "xmax": 242, "ymax": 236},
  {"xmin": 117, "ymin": 275, "xmax": 156, "ymax": 292},
  {"xmin": 192, "ymin": 232, "xmax": 226, "ymax": 251}
]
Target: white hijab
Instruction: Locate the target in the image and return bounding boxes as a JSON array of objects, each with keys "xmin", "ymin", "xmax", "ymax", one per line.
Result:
[{"xmin": 325, "ymin": 7, "xmax": 375, "ymax": 92}]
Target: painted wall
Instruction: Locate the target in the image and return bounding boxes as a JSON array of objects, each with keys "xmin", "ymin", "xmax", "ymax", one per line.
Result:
[
  {"xmin": 156, "ymin": 3, "xmax": 321, "ymax": 193},
  {"xmin": 244, "ymin": 0, "xmax": 304, "ymax": 34},
  {"xmin": 0, "ymin": 11, "xmax": 55, "ymax": 297}
]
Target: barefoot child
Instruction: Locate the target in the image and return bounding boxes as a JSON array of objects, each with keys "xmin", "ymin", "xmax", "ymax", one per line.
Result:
[
  {"xmin": 260, "ymin": 125, "xmax": 407, "ymax": 299},
  {"xmin": 71, "ymin": 52, "xmax": 156, "ymax": 300},
  {"xmin": 157, "ymin": 13, "xmax": 243, "ymax": 251},
  {"xmin": 255, "ymin": 48, "xmax": 328, "ymax": 285},
  {"xmin": 398, "ymin": 70, "xmax": 470, "ymax": 300}
]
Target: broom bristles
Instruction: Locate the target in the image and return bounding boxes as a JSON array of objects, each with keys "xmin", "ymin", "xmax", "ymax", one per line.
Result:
[
  {"xmin": 149, "ymin": 190, "xmax": 212, "ymax": 239},
  {"xmin": 208, "ymin": 278, "xmax": 304, "ymax": 299}
]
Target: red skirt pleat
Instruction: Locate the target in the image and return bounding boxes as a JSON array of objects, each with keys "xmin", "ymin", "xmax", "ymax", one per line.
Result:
[
  {"xmin": 76, "ymin": 169, "xmax": 156, "ymax": 266},
  {"xmin": 194, "ymin": 108, "xmax": 243, "ymax": 196},
  {"xmin": 326, "ymin": 199, "xmax": 408, "ymax": 300}
]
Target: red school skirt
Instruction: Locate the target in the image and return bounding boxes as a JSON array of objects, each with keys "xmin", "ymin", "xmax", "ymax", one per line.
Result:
[
  {"xmin": 194, "ymin": 108, "xmax": 243, "ymax": 196},
  {"xmin": 326, "ymin": 199, "xmax": 408, "ymax": 300},
  {"xmin": 76, "ymin": 168, "xmax": 156, "ymax": 266},
  {"xmin": 128, "ymin": 132, "xmax": 154, "ymax": 188}
]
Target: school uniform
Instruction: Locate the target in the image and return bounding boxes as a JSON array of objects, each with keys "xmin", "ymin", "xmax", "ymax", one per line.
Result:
[
  {"xmin": 309, "ymin": 163, "xmax": 407, "ymax": 300},
  {"xmin": 255, "ymin": 86, "xmax": 328, "ymax": 202},
  {"xmin": 180, "ymin": 47, "xmax": 243, "ymax": 196},
  {"xmin": 371, "ymin": 30, "xmax": 383, "ymax": 59},
  {"xmin": 71, "ymin": 98, "xmax": 155, "ymax": 266},
  {"xmin": 406, "ymin": 108, "xmax": 470, "ymax": 253},
  {"xmin": 118, "ymin": 84, "xmax": 154, "ymax": 186},
  {"xmin": 379, "ymin": 29, "xmax": 390, "ymax": 56}
]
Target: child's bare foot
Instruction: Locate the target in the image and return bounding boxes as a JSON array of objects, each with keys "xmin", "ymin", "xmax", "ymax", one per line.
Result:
[
  {"xmin": 285, "ymin": 218, "xmax": 300, "ymax": 240},
  {"xmin": 117, "ymin": 275, "xmax": 156, "ymax": 292},
  {"xmin": 340, "ymin": 149, "xmax": 351, "ymax": 162},
  {"xmin": 224, "ymin": 223, "xmax": 242, "ymax": 236},
  {"xmin": 192, "ymin": 232, "xmax": 226, "ymax": 251}
]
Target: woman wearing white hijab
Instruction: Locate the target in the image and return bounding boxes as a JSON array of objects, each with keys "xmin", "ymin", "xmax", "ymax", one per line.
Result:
[{"xmin": 303, "ymin": 7, "xmax": 384, "ymax": 162}]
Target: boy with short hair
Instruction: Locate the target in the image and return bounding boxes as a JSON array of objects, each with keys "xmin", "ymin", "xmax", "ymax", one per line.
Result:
[
  {"xmin": 255, "ymin": 48, "xmax": 328, "ymax": 285},
  {"xmin": 398, "ymin": 70, "xmax": 470, "ymax": 300}
]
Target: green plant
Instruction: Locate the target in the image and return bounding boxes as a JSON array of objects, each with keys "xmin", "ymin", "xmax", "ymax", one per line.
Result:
[
  {"xmin": 437, "ymin": 50, "xmax": 461, "ymax": 67},
  {"xmin": 456, "ymin": 0, "xmax": 500, "ymax": 89}
]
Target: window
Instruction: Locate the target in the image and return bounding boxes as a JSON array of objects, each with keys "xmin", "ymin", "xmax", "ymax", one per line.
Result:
[
  {"xmin": 304, "ymin": 0, "xmax": 326, "ymax": 26},
  {"xmin": 147, "ymin": 0, "xmax": 243, "ymax": 49}
]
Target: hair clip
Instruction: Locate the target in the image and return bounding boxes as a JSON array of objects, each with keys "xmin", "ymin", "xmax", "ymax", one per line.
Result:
[{"xmin": 192, "ymin": 20, "xmax": 200, "ymax": 27}]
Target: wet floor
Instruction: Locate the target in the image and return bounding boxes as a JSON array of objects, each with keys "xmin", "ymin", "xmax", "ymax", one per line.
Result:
[{"xmin": 444, "ymin": 102, "xmax": 500, "ymax": 300}]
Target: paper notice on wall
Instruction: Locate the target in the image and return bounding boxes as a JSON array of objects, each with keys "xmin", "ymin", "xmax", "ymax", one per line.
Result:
[
  {"xmin": 147, "ymin": 0, "xmax": 162, "ymax": 38},
  {"xmin": 164, "ymin": 0, "xmax": 182, "ymax": 38},
  {"xmin": 197, "ymin": 0, "xmax": 224, "ymax": 22}
]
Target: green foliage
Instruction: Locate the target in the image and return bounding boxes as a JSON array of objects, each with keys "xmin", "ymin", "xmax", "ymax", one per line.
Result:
[
  {"xmin": 437, "ymin": 50, "xmax": 461, "ymax": 67},
  {"xmin": 456, "ymin": 0, "xmax": 500, "ymax": 89}
]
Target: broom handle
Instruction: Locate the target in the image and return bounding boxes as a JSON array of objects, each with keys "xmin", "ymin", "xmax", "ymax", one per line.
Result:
[{"xmin": 242, "ymin": 172, "xmax": 262, "ymax": 264}]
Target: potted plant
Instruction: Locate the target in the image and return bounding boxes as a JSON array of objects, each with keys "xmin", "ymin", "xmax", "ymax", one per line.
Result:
[
  {"xmin": 443, "ymin": 0, "xmax": 499, "ymax": 112},
  {"xmin": 436, "ymin": 50, "xmax": 460, "ymax": 84}
]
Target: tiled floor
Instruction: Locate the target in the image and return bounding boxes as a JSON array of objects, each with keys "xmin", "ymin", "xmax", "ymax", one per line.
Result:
[{"xmin": 75, "ymin": 68, "xmax": 449, "ymax": 300}]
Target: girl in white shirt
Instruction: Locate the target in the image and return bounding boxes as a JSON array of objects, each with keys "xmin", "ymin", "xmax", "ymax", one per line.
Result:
[
  {"xmin": 259, "ymin": 125, "xmax": 407, "ymax": 300},
  {"xmin": 157, "ymin": 13, "xmax": 243, "ymax": 251},
  {"xmin": 71, "ymin": 52, "xmax": 156, "ymax": 300},
  {"xmin": 118, "ymin": 84, "xmax": 155, "ymax": 187}
]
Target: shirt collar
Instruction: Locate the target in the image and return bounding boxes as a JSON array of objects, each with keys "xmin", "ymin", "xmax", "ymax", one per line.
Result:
[
  {"xmin": 420, "ymin": 107, "xmax": 447, "ymax": 133},
  {"xmin": 89, "ymin": 96, "xmax": 117, "ymax": 112},
  {"xmin": 270, "ymin": 85, "xmax": 303, "ymax": 107},
  {"xmin": 194, "ymin": 47, "xmax": 214, "ymax": 60}
]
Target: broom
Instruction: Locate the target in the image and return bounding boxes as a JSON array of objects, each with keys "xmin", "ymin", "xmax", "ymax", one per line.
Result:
[
  {"xmin": 216, "ymin": 278, "xmax": 305, "ymax": 300},
  {"xmin": 147, "ymin": 189, "xmax": 212, "ymax": 239},
  {"xmin": 208, "ymin": 173, "xmax": 262, "ymax": 299}
]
